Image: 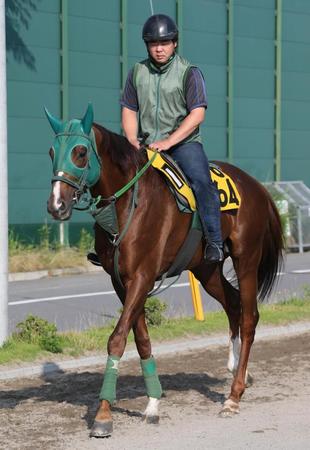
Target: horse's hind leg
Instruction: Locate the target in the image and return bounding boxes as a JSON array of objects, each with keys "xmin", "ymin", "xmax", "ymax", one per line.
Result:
[
  {"xmin": 220, "ymin": 250, "xmax": 261, "ymax": 416},
  {"xmin": 193, "ymin": 263, "xmax": 255, "ymax": 384},
  {"xmin": 193, "ymin": 264, "xmax": 241, "ymax": 368}
]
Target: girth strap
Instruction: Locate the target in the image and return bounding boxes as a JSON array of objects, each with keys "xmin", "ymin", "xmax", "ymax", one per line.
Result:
[
  {"xmin": 148, "ymin": 212, "xmax": 202, "ymax": 297},
  {"xmin": 112, "ymin": 210, "xmax": 203, "ymax": 299}
]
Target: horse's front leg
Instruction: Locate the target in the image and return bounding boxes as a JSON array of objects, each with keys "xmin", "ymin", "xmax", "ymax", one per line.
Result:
[
  {"xmin": 132, "ymin": 311, "xmax": 161, "ymax": 424},
  {"xmin": 90, "ymin": 275, "xmax": 161, "ymax": 437},
  {"xmin": 220, "ymin": 255, "xmax": 260, "ymax": 417}
]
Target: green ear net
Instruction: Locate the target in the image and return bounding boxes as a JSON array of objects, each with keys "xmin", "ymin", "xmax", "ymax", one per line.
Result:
[
  {"xmin": 81, "ymin": 103, "xmax": 94, "ymax": 135},
  {"xmin": 44, "ymin": 107, "xmax": 64, "ymax": 134}
]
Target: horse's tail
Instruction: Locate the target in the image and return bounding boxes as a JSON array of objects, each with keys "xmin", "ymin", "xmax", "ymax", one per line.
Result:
[{"xmin": 257, "ymin": 195, "xmax": 285, "ymax": 301}]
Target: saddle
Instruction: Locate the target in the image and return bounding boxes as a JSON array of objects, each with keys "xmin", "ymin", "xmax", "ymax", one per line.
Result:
[
  {"xmin": 143, "ymin": 149, "xmax": 242, "ymax": 288},
  {"xmin": 146, "ymin": 149, "xmax": 241, "ymax": 213}
]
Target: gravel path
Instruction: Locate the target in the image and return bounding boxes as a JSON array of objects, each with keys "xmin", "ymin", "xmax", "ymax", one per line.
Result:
[{"xmin": 1, "ymin": 329, "xmax": 310, "ymax": 449}]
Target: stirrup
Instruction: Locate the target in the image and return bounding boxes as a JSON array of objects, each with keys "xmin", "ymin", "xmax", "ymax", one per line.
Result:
[
  {"xmin": 87, "ymin": 252, "xmax": 102, "ymax": 267},
  {"xmin": 204, "ymin": 243, "xmax": 224, "ymax": 264}
]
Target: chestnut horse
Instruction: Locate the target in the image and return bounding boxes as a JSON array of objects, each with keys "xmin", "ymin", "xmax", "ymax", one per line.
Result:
[{"xmin": 46, "ymin": 105, "xmax": 283, "ymax": 437}]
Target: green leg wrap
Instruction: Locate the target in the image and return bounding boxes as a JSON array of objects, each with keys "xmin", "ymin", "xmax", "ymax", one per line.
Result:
[
  {"xmin": 99, "ymin": 355, "xmax": 120, "ymax": 404},
  {"xmin": 140, "ymin": 356, "xmax": 162, "ymax": 399}
]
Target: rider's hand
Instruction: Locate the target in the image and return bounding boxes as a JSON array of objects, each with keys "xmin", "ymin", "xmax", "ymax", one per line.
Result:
[
  {"xmin": 128, "ymin": 137, "xmax": 140, "ymax": 150},
  {"xmin": 149, "ymin": 138, "xmax": 172, "ymax": 152}
]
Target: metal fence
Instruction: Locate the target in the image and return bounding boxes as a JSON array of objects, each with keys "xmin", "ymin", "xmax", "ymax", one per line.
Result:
[{"xmin": 265, "ymin": 181, "xmax": 310, "ymax": 253}]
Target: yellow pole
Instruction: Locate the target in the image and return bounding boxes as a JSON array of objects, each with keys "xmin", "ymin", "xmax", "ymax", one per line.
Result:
[{"xmin": 188, "ymin": 271, "xmax": 204, "ymax": 321}]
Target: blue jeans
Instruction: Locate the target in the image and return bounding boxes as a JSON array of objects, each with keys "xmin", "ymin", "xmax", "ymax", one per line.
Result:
[{"xmin": 167, "ymin": 142, "xmax": 222, "ymax": 246}]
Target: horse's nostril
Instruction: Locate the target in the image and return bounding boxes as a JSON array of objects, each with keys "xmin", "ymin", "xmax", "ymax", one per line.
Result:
[{"xmin": 59, "ymin": 201, "xmax": 66, "ymax": 212}]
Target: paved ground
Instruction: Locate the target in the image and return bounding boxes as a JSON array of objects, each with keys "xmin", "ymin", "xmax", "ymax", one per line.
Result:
[{"xmin": 0, "ymin": 330, "xmax": 309, "ymax": 449}]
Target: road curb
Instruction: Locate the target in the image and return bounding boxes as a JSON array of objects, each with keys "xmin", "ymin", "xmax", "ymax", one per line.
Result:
[
  {"xmin": 8, "ymin": 265, "xmax": 102, "ymax": 282},
  {"xmin": 1, "ymin": 321, "xmax": 309, "ymax": 381},
  {"xmin": 8, "ymin": 251, "xmax": 310, "ymax": 283}
]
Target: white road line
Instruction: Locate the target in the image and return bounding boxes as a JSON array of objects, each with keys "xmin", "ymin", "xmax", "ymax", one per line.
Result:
[
  {"xmin": 8, "ymin": 291, "xmax": 114, "ymax": 306},
  {"xmin": 290, "ymin": 269, "xmax": 310, "ymax": 274},
  {"xmin": 8, "ymin": 282, "xmax": 191, "ymax": 306},
  {"xmin": 9, "ymin": 268, "xmax": 308, "ymax": 307}
]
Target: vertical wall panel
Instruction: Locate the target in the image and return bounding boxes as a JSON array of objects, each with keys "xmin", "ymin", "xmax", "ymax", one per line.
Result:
[
  {"xmin": 68, "ymin": 3, "xmax": 120, "ymax": 129},
  {"xmin": 281, "ymin": 0, "xmax": 310, "ymax": 184},
  {"xmin": 6, "ymin": 0, "xmax": 60, "ymax": 225},
  {"xmin": 183, "ymin": 0, "xmax": 227, "ymax": 160},
  {"xmin": 233, "ymin": 3, "xmax": 275, "ymax": 182}
]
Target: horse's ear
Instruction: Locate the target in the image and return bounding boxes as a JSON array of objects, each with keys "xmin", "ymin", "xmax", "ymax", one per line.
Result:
[
  {"xmin": 81, "ymin": 103, "xmax": 94, "ymax": 135},
  {"xmin": 44, "ymin": 107, "xmax": 63, "ymax": 134}
]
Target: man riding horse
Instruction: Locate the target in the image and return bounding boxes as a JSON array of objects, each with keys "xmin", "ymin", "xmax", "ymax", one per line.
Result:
[
  {"xmin": 45, "ymin": 13, "xmax": 284, "ymax": 438},
  {"xmin": 89, "ymin": 14, "xmax": 223, "ymax": 264}
]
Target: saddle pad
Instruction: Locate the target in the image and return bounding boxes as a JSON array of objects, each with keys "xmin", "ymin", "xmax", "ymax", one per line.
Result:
[{"xmin": 147, "ymin": 149, "xmax": 241, "ymax": 212}]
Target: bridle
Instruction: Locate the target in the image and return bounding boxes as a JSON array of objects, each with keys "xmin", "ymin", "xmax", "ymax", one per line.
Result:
[{"xmin": 50, "ymin": 127, "xmax": 102, "ymax": 210}]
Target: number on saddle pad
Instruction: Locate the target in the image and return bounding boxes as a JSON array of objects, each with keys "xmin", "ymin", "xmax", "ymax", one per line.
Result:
[
  {"xmin": 210, "ymin": 166, "xmax": 241, "ymax": 210},
  {"xmin": 147, "ymin": 149, "xmax": 241, "ymax": 212}
]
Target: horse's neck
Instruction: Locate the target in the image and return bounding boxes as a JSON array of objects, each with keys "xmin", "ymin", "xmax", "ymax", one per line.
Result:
[{"xmin": 92, "ymin": 125, "xmax": 140, "ymax": 198}]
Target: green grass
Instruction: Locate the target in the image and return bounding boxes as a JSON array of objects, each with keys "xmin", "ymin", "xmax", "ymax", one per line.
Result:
[
  {"xmin": 0, "ymin": 340, "xmax": 47, "ymax": 364},
  {"xmin": 259, "ymin": 298, "xmax": 310, "ymax": 324},
  {"xmin": 1, "ymin": 297, "xmax": 310, "ymax": 366}
]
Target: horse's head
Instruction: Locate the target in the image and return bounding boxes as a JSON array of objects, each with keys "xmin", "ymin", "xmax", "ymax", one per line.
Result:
[{"xmin": 45, "ymin": 104, "xmax": 101, "ymax": 220}]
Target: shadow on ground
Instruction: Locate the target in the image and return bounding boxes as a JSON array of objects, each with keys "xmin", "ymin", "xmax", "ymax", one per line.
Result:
[{"xmin": 0, "ymin": 369, "xmax": 227, "ymax": 429}]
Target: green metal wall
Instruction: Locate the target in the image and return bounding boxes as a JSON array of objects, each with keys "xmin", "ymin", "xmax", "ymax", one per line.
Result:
[
  {"xmin": 6, "ymin": 0, "xmax": 60, "ymax": 235},
  {"xmin": 5, "ymin": 0, "xmax": 310, "ymax": 240},
  {"xmin": 281, "ymin": 0, "xmax": 310, "ymax": 184}
]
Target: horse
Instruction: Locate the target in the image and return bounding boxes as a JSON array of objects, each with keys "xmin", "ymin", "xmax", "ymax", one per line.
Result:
[{"xmin": 45, "ymin": 104, "xmax": 284, "ymax": 437}]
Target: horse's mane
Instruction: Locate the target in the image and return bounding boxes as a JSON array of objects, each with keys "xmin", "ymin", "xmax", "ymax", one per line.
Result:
[{"xmin": 94, "ymin": 123, "xmax": 147, "ymax": 173}]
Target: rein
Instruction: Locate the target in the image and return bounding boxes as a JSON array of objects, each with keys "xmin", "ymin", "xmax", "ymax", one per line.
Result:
[
  {"xmin": 87, "ymin": 149, "xmax": 160, "ymax": 296},
  {"xmin": 73, "ymin": 148, "xmax": 158, "ymax": 212}
]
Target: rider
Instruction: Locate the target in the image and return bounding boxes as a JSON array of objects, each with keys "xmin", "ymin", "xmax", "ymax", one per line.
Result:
[{"xmin": 120, "ymin": 14, "xmax": 223, "ymax": 263}]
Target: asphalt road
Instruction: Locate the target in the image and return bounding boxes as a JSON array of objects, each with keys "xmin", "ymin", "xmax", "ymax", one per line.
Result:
[{"xmin": 8, "ymin": 252, "xmax": 310, "ymax": 333}]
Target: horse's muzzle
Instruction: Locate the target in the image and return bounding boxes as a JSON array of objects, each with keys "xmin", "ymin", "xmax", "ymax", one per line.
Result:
[{"xmin": 47, "ymin": 196, "xmax": 73, "ymax": 221}]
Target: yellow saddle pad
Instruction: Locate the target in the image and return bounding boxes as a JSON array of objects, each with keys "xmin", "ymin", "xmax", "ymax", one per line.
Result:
[{"xmin": 147, "ymin": 149, "xmax": 241, "ymax": 212}]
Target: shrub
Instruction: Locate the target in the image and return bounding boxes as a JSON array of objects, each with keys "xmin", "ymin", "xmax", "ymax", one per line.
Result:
[
  {"xmin": 303, "ymin": 285, "xmax": 310, "ymax": 300},
  {"xmin": 16, "ymin": 315, "xmax": 63, "ymax": 353},
  {"xmin": 78, "ymin": 228, "xmax": 94, "ymax": 252},
  {"xmin": 8, "ymin": 229, "xmax": 31, "ymax": 254},
  {"xmin": 38, "ymin": 223, "xmax": 51, "ymax": 250},
  {"xmin": 118, "ymin": 297, "xmax": 167, "ymax": 327},
  {"xmin": 144, "ymin": 297, "xmax": 167, "ymax": 327}
]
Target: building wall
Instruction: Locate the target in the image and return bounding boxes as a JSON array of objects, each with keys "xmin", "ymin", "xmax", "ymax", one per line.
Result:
[{"xmin": 5, "ymin": 0, "xmax": 310, "ymax": 240}]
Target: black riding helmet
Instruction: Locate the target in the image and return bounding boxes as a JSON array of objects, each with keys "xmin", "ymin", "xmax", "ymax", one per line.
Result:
[{"xmin": 142, "ymin": 14, "xmax": 178, "ymax": 42}]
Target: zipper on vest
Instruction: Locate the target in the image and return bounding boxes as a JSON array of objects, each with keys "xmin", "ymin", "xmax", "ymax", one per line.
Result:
[{"xmin": 154, "ymin": 73, "xmax": 161, "ymax": 141}]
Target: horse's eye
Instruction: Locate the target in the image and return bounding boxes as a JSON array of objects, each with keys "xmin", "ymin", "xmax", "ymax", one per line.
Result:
[
  {"xmin": 71, "ymin": 146, "xmax": 87, "ymax": 168},
  {"xmin": 49, "ymin": 148, "xmax": 55, "ymax": 160}
]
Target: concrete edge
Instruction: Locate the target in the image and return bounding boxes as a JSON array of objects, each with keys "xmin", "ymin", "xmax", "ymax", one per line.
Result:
[
  {"xmin": 8, "ymin": 265, "xmax": 102, "ymax": 282},
  {"xmin": 1, "ymin": 321, "xmax": 309, "ymax": 381}
]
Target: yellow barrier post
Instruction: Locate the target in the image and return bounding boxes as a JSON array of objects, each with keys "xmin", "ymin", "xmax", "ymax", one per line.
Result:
[{"xmin": 188, "ymin": 271, "xmax": 204, "ymax": 321}]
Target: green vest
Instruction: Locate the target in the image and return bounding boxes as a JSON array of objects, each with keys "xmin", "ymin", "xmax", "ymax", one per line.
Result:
[{"xmin": 133, "ymin": 54, "xmax": 202, "ymax": 145}]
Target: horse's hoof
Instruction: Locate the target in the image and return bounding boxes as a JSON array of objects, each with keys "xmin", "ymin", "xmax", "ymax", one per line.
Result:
[
  {"xmin": 142, "ymin": 414, "xmax": 159, "ymax": 424},
  {"xmin": 89, "ymin": 420, "xmax": 113, "ymax": 438},
  {"xmin": 219, "ymin": 399, "xmax": 240, "ymax": 418}
]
